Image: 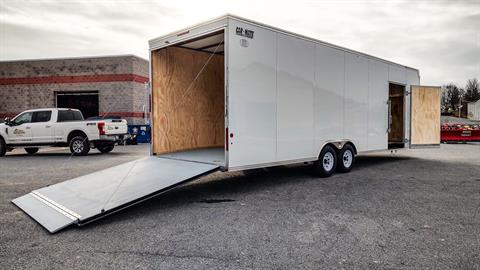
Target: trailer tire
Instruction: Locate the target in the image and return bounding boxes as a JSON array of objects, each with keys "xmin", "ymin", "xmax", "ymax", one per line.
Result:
[
  {"xmin": 25, "ymin": 147, "xmax": 39, "ymax": 155},
  {"xmin": 0, "ymin": 137, "xmax": 6, "ymax": 157},
  {"xmin": 313, "ymin": 145, "xmax": 337, "ymax": 177},
  {"xmin": 336, "ymin": 144, "xmax": 355, "ymax": 173},
  {"xmin": 98, "ymin": 145, "xmax": 114, "ymax": 153},
  {"xmin": 69, "ymin": 136, "xmax": 90, "ymax": 156}
]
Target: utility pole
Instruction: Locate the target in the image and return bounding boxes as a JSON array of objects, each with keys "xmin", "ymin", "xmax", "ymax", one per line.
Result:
[{"xmin": 458, "ymin": 96, "xmax": 463, "ymax": 118}]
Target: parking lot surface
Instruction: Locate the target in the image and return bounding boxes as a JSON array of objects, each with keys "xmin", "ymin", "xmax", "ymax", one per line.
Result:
[{"xmin": 1, "ymin": 144, "xmax": 479, "ymax": 269}]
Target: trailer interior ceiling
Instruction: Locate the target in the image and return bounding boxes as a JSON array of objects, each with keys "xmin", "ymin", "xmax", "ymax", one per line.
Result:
[
  {"xmin": 151, "ymin": 30, "xmax": 225, "ymax": 165},
  {"xmin": 388, "ymin": 83, "xmax": 405, "ymax": 149}
]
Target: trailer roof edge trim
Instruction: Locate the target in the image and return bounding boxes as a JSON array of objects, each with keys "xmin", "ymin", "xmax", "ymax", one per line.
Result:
[
  {"xmin": 149, "ymin": 14, "xmax": 419, "ymax": 72},
  {"xmin": 148, "ymin": 15, "xmax": 228, "ymax": 50}
]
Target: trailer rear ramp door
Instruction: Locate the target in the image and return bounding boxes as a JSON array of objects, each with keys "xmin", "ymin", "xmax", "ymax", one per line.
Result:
[{"xmin": 12, "ymin": 157, "xmax": 219, "ymax": 233}]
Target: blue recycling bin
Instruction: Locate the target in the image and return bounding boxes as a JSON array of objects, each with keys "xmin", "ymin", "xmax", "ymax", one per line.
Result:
[{"xmin": 128, "ymin": 125, "xmax": 151, "ymax": 144}]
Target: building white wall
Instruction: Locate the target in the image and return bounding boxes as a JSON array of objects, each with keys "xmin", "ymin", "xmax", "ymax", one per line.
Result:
[{"xmin": 468, "ymin": 100, "xmax": 480, "ymax": 120}]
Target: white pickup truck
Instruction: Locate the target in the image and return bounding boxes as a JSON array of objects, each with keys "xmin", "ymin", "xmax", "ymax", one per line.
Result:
[{"xmin": 0, "ymin": 108, "xmax": 128, "ymax": 156}]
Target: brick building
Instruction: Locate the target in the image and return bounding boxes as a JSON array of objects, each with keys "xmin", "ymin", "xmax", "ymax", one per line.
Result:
[{"xmin": 0, "ymin": 55, "xmax": 149, "ymax": 124}]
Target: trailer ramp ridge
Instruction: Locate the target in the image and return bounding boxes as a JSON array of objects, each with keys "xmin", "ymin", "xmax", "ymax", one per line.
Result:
[{"xmin": 12, "ymin": 157, "xmax": 219, "ymax": 233}]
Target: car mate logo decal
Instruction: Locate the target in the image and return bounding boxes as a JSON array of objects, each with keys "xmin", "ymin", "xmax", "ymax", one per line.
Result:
[
  {"xmin": 236, "ymin": 27, "xmax": 254, "ymax": 39},
  {"xmin": 13, "ymin": 129, "xmax": 25, "ymax": 135}
]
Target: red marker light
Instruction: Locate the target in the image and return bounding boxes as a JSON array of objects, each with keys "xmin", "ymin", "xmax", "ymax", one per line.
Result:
[{"xmin": 225, "ymin": 128, "xmax": 229, "ymax": 151}]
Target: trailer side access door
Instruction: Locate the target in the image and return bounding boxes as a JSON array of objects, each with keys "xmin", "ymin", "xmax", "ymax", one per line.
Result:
[
  {"xmin": 12, "ymin": 157, "xmax": 219, "ymax": 233},
  {"xmin": 409, "ymin": 85, "xmax": 441, "ymax": 148}
]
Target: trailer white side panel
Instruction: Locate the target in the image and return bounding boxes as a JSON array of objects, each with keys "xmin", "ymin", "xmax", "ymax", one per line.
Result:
[
  {"xmin": 314, "ymin": 45, "xmax": 345, "ymax": 154},
  {"xmin": 388, "ymin": 64, "xmax": 407, "ymax": 85},
  {"xmin": 276, "ymin": 33, "xmax": 315, "ymax": 161},
  {"xmin": 345, "ymin": 53, "xmax": 370, "ymax": 152},
  {"xmin": 368, "ymin": 59, "xmax": 389, "ymax": 150},
  {"xmin": 227, "ymin": 16, "xmax": 421, "ymax": 169},
  {"xmin": 227, "ymin": 21, "xmax": 278, "ymax": 168}
]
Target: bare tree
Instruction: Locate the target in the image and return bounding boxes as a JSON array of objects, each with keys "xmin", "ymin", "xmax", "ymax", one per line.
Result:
[
  {"xmin": 441, "ymin": 83, "xmax": 464, "ymax": 114},
  {"xmin": 464, "ymin": 78, "xmax": 480, "ymax": 102}
]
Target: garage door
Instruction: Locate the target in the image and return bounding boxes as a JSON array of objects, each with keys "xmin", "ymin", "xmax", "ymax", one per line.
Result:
[{"xmin": 56, "ymin": 91, "xmax": 99, "ymax": 119}]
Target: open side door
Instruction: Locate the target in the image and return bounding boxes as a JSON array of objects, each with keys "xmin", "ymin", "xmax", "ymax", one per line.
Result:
[{"xmin": 409, "ymin": 85, "xmax": 441, "ymax": 148}]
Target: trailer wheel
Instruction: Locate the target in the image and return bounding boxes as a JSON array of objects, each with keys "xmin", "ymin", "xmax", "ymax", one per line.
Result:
[
  {"xmin": 336, "ymin": 144, "xmax": 355, "ymax": 173},
  {"xmin": 25, "ymin": 147, "xmax": 39, "ymax": 155},
  {"xmin": 0, "ymin": 137, "xmax": 6, "ymax": 157},
  {"xmin": 69, "ymin": 136, "xmax": 90, "ymax": 156},
  {"xmin": 313, "ymin": 145, "xmax": 337, "ymax": 177}
]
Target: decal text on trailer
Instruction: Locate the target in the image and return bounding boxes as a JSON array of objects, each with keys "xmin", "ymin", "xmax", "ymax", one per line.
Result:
[{"xmin": 236, "ymin": 27, "xmax": 254, "ymax": 38}]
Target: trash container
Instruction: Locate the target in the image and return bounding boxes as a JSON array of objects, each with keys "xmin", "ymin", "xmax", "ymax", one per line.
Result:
[{"xmin": 128, "ymin": 125, "xmax": 151, "ymax": 144}]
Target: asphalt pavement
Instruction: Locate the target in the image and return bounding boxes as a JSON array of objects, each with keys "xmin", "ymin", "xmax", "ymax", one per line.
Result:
[{"xmin": 0, "ymin": 144, "xmax": 479, "ymax": 269}]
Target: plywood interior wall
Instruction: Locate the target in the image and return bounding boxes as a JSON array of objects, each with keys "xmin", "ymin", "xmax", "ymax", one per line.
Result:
[
  {"xmin": 388, "ymin": 83, "xmax": 405, "ymax": 143},
  {"xmin": 151, "ymin": 46, "xmax": 224, "ymax": 154},
  {"xmin": 411, "ymin": 86, "xmax": 441, "ymax": 145}
]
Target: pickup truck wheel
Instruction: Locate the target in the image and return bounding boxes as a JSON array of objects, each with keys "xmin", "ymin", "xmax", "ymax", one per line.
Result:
[
  {"xmin": 25, "ymin": 148, "xmax": 39, "ymax": 155},
  {"xmin": 313, "ymin": 145, "xmax": 337, "ymax": 177},
  {"xmin": 0, "ymin": 137, "xmax": 6, "ymax": 157},
  {"xmin": 97, "ymin": 145, "xmax": 114, "ymax": 153},
  {"xmin": 70, "ymin": 136, "xmax": 90, "ymax": 156}
]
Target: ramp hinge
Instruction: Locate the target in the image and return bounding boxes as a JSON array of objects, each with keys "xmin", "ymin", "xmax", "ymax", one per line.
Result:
[{"xmin": 30, "ymin": 191, "xmax": 82, "ymax": 221}]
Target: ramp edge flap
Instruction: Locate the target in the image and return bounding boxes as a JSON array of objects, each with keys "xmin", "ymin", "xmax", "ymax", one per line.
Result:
[
  {"xmin": 77, "ymin": 164, "xmax": 219, "ymax": 226},
  {"xmin": 12, "ymin": 192, "xmax": 80, "ymax": 233}
]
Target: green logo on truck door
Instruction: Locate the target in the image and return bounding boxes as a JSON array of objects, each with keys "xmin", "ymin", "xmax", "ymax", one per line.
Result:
[{"xmin": 13, "ymin": 129, "xmax": 25, "ymax": 135}]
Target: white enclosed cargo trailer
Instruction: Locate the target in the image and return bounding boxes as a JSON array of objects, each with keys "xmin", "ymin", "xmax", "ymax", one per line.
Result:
[
  {"xmin": 13, "ymin": 15, "xmax": 441, "ymax": 233},
  {"xmin": 148, "ymin": 14, "xmax": 440, "ymax": 171}
]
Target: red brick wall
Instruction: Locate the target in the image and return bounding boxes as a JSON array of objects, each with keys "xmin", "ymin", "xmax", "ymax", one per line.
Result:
[{"xmin": 0, "ymin": 55, "xmax": 149, "ymax": 124}]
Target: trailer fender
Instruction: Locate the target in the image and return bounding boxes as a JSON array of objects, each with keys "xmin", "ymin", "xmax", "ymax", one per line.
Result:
[{"xmin": 316, "ymin": 140, "xmax": 357, "ymax": 158}]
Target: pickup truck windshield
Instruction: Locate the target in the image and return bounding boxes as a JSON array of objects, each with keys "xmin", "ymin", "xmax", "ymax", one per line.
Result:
[
  {"xmin": 13, "ymin": 112, "xmax": 33, "ymax": 125},
  {"xmin": 57, "ymin": 110, "xmax": 84, "ymax": 122}
]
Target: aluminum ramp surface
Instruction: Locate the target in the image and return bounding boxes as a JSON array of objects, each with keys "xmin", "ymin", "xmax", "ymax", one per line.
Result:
[{"xmin": 12, "ymin": 157, "xmax": 219, "ymax": 233}]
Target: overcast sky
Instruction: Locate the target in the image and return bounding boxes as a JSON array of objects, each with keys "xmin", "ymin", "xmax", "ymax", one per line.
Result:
[{"xmin": 0, "ymin": 0, "xmax": 479, "ymax": 86}]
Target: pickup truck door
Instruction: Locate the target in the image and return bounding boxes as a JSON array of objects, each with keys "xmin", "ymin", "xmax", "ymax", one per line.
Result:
[
  {"xmin": 30, "ymin": 110, "xmax": 55, "ymax": 143},
  {"xmin": 7, "ymin": 112, "xmax": 34, "ymax": 144}
]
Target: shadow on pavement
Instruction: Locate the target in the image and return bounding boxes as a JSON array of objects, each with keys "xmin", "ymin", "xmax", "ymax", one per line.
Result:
[
  {"xmin": 4, "ymin": 151, "xmax": 132, "ymax": 158},
  {"xmin": 81, "ymin": 154, "xmax": 418, "ymax": 231}
]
